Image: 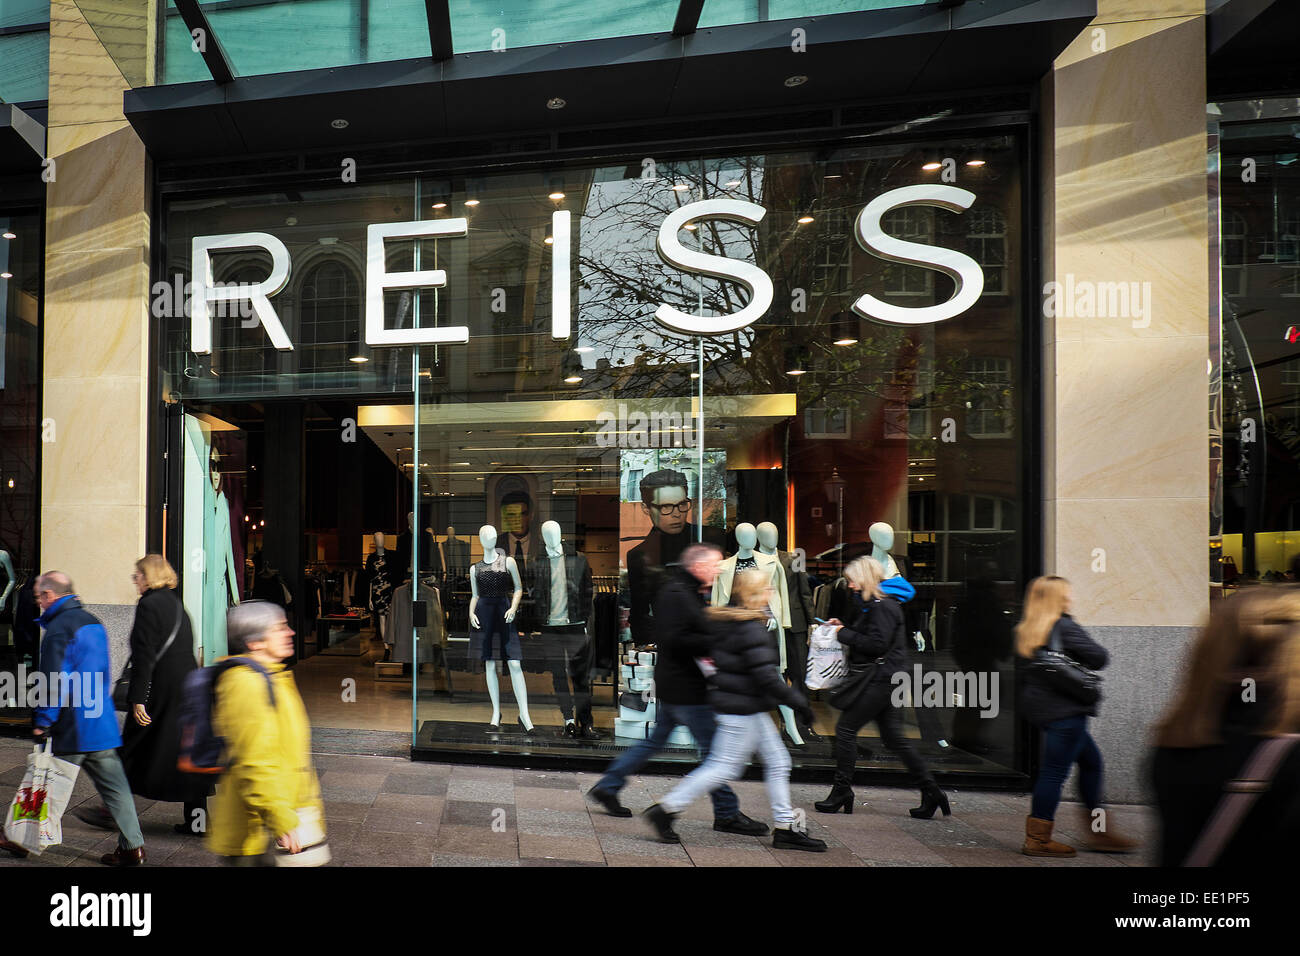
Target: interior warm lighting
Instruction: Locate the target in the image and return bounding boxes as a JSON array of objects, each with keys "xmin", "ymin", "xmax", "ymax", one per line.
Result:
[
  {"xmin": 965, "ymin": 159, "xmax": 986, "ymax": 167},
  {"xmin": 922, "ymin": 161, "xmax": 942, "ymax": 171},
  {"xmin": 6, "ymin": 479, "xmax": 12, "ymax": 489},
  {"xmin": 464, "ymin": 199, "xmax": 480, "ymax": 207},
  {"xmin": 797, "ymin": 215, "xmax": 814, "ymax": 224},
  {"xmin": 723, "ymin": 180, "xmax": 741, "ymax": 187},
  {"xmin": 574, "ymin": 346, "xmax": 594, "ymax": 353},
  {"xmin": 786, "ymin": 368, "xmax": 806, "ymax": 376},
  {"xmin": 833, "ymin": 337, "xmax": 858, "ymax": 346},
  {"xmin": 1, "ymin": 232, "xmax": 14, "ymax": 240},
  {"xmin": 671, "ymin": 183, "xmax": 691, "ymax": 191},
  {"xmin": 548, "ymin": 191, "xmax": 566, "ymax": 200},
  {"xmin": 544, "ymin": 235, "xmax": 554, "ymax": 244},
  {"xmin": 0, "ymin": 273, "xmax": 11, "ymax": 280},
  {"xmin": 683, "ymin": 222, "xmax": 697, "ymax": 231},
  {"xmin": 432, "ymin": 202, "xmax": 447, "ymax": 209},
  {"xmin": 349, "ymin": 355, "xmax": 369, "ymax": 363},
  {"xmin": 784, "ymin": 75, "xmax": 808, "ymax": 87},
  {"xmin": 564, "ymin": 375, "xmax": 583, "ymax": 384}
]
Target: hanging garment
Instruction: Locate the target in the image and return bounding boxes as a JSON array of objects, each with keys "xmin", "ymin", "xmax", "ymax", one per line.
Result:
[
  {"xmin": 387, "ymin": 582, "xmax": 446, "ymax": 664},
  {"xmin": 366, "ymin": 550, "xmax": 395, "ymax": 617}
]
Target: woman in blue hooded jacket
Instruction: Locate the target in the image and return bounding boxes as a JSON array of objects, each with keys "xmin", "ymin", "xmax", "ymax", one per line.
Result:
[{"xmin": 815, "ymin": 557, "xmax": 949, "ymax": 819}]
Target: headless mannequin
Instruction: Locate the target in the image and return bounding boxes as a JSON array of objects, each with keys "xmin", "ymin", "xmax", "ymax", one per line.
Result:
[
  {"xmin": 0, "ymin": 549, "xmax": 14, "ymax": 647},
  {"xmin": 539, "ymin": 520, "xmax": 597, "ymax": 737},
  {"xmin": 469, "ymin": 525, "xmax": 534, "ymax": 733},
  {"xmin": 368, "ymin": 531, "xmax": 394, "ymax": 648},
  {"xmin": 869, "ymin": 522, "xmax": 900, "ymax": 579},
  {"xmin": 714, "ymin": 522, "xmax": 803, "ymax": 746}
]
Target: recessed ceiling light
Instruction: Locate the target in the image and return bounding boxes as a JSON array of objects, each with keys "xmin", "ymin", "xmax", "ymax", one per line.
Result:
[
  {"xmin": 671, "ymin": 183, "xmax": 691, "ymax": 191},
  {"xmin": 833, "ymin": 337, "xmax": 858, "ymax": 346},
  {"xmin": 784, "ymin": 75, "xmax": 808, "ymax": 88},
  {"xmin": 349, "ymin": 355, "xmax": 368, "ymax": 364},
  {"xmin": 544, "ymin": 235, "xmax": 554, "ymax": 244},
  {"xmin": 724, "ymin": 180, "xmax": 741, "ymax": 188},
  {"xmin": 965, "ymin": 159, "xmax": 986, "ymax": 167},
  {"xmin": 564, "ymin": 375, "xmax": 582, "ymax": 384},
  {"xmin": 786, "ymin": 368, "xmax": 806, "ymax": 376},
  {"xmin": 683, "ymin": 222, "xmax": 697, "ymax": 231},
  {"xmin": 0, "ymin": 272, "xmax": 11, "ymax": 279},
  {"xmin": 797, "ymin": 215, "xmax": 814, "ymax": 224},
  {"xmin": 432, "ymin": 202, "xmax": 447, "ymax": 209},
  {"xmin": 464, "ymin": 199, "xmax": 480, "ymax": 207},
  {"xmin": 330, "ymin": 118, "xmax": 349, "ymax": 129},
  {"xmin": 548, "ymin": 190, "xmax": 566, "ymax": 200},
  {"xmin": 547, "ymin": 97, "xmax": 566, "ymax": 110},
  {"xmin": 2, "ymin": 232, "xmax": 15, "ymax": 240},
  {"xmin": 689, "ymin": 372, "xmax": 699, "ymax": 379},
  {"xmin": 574, "ymin": 346, "xmax": 594, "ymax": 353},
  {"xmin": 922, "ymin": 161, "xmax": 942, "ymax": 171}
]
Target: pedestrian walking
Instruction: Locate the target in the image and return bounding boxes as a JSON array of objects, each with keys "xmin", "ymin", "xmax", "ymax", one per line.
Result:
[
  {"xmin": 1015, "ymin": 575, "xmax": 1135, "ymax": 856},
  {"xmin": 207, "ymin": 600, "xmax": 326, "ymax": 865},
  {"xmin": 642, "ymin": 568, "xmax": 827, "ymax": 851},
  {"xmin": 1152, "ymin": 585, "xmax": 1300, "ymax": 866},
  {"xmin": 107, "ymin": 556, "xmax": 212, "ymax": 834},
  {"xmin": 0, "ymin": 571, "xmax": 146, "ymax": 865},
  {"xmin": 815, "ymin": 557, "xmax": 948, "ymax": 819},
  {"xmin": 588, "ymin": 543, "xmax": 768, "ymax": 837}
]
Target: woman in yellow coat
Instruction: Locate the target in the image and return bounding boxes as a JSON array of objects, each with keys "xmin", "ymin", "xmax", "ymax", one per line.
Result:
[{"xmin": 207, "ymin": 600, "xmax": 327, "ymax": 866}]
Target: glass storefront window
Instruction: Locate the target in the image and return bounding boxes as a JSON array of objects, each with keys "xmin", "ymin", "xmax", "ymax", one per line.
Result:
[{"xmin": 159, "ymin": 131, "xmax": 1027, "ymax": 777}]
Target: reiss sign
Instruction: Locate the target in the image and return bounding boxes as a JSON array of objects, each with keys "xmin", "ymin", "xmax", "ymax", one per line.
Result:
[{"xmin": 188, "ymin": 184, "xmax": 985, "ymax": 356}]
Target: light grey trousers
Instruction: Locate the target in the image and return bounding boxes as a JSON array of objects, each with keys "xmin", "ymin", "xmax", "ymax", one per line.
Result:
[{"xmin": 660, "ymin": 713, "xmax": 795, "ymax": 826}]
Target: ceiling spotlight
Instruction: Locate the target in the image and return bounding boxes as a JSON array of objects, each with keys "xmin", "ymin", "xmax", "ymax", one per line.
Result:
[
  {"xmin": 544, "ymin": 234, "xmax": 555, "ymax": 244},
  {"xmin": 671, "ymin": 183, "xmax": 691, "ymax": 191},
  {"xmin": 574, "ymin": 346, "xmax": 594, "ymax": 353},
  {"xmin": 785, "ymin": 346, "xmax": 809, "ymax": 376},
  {"xmin": 922, "ymin": 161, "xmax": 942, "ymax": 171},
  {"xmin": 2, "ymin": 232, "xmax": 15, "ymax": 239},
  {"xmin": 797, "ymin": 215, "xmax": 815, "ymax": 224},
  {"xmin": 689, "ymin": 372, "xmax": 699, "ymax": 379},
  {"xmin": 724, "ymin": 180, "xmax": 741, "ymax": 187},
  {"xmin": 549, "ymin": 190, "xmax": 566, "ymax": 200},
  {"xmin": 831, "ymin": 311, "xmax": 859, "ymax": 346},
  {"xmin": 330, "ymin": 118, "xmax": 349, "ymax": 129},
  {"xmin": 0, "ymin": 272, "xmax": 11, "ymax": 280},
  {"xmin": 432, "ymin": 201, "xmax": 448, "ymax": 209},
  {"xmin": 683, "ymin": 222, "xmax": 697, "ymax": 231},
  {"xmin": 965, "ymin": 159, "xmax": 986, "ymax": 167},
  {"xmin": 564, "ymin": 374, "xmax": 583, "ymax": 384},
  {"xmin": 547, "ymin": 97, "xmax": 566, "ymax": 110},
  {"xmin": 784, "ymin": 75, "xmax": 808, "ymax": 87},
  {"xmin": 464, "ymin": 198, "xmax": 480, "ymax": 207}
]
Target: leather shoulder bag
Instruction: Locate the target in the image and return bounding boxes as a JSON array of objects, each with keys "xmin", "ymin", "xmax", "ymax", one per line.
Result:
[{"xmin": 1026, "ymin": 620, "xmax": 1103, "ymax": 706}]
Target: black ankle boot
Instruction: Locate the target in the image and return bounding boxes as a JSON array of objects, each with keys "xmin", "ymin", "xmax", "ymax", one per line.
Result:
[
  {"xmin": 814, "ymin": 783, "xmax": 854, "ymax": 814},
  {"xmin": 642, "ymin": 804, "xmax": 681, "ymax": 844},
  {"xmin": 909, "ymin": 784, "xmax": 951, "ymax": 819},
  {"xmin": 773, "ymin": 827, "xmax": 827, "ymax": 852}
]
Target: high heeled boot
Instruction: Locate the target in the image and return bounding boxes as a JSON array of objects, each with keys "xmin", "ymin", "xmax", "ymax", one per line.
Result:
[
  {"xmin": 814, "ymin": 782, "xmax": 855, "ymax": 814},
  {"xmin": 909, "ymin": 783, "xmax": 951, "ymax": 819}
]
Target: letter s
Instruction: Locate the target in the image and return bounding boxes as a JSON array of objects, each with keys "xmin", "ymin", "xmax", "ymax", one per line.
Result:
[
  {"xmin": 852, "ymin": 185, "xmax": 985, "ymax": 326},
  {"xmin": 653, "ymin": 199, "xmax": 774, "ymax": 336}
]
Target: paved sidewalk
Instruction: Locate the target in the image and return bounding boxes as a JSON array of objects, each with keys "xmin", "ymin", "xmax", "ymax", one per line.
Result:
[{"xmin": 0, "ymin": 737, "xmax": 1156, "ymax": 867}]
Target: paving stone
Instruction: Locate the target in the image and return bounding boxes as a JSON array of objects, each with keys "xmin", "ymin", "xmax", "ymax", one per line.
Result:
[
  {"xmin": 442, "ymin": 800, "xmax": 515, "ymax": 829},
  {"xmin": 517, "ymin": 833, "xmax": 605, "ymax": 863},
  {"xmin": 433, "ymin": 824, "xmax": 518, "ymax": 859},
  {"xmin": 514, "ymin": 786, "xmax": 589, "ymax": 811},
  {"xmin": 445, "ymin": 779, "xmax": 514, "ymax": 804},
  {"xmin": 380, "ymin": 772, "xmax": 448, "ymax": 796},
  {"xmin": 517, "ymin": 807, "xmax": 598, "ymax": 838},
  {"xmin": 513, "ymin": 770, "xmax": 579, "ymax": 789},
  {"xmin": 685, "ymin": 846, "xmax": 780, "ymax": 867},
  {"xmin": 431, "ymin": 852, "xmax": 519, "ymax": 867}
]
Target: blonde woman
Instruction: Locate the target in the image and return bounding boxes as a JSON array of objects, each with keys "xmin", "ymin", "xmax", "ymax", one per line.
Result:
[
  {"xmin": 642, "ymin": 569, "xmax": 826, "ymax": 851},
  {"xmin": 816, "ymin": 556, "xmax": 948, "ymax": 818},
  {"xmin": 1152, "ymin": 587, "xmax": 1300, "ymax": 866},
  {"xmin": 1015, "ymin": 575, "xmax": 1134, "ymax": 856}
]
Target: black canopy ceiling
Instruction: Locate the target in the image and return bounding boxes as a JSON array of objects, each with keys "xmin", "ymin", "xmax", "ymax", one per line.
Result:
[
  {"xmin": 0, "ymin": 104, "xmax": 45, "ymax": 175},
  {"xmin": 125, "ymin": 0, "xmax": 1095, "ymax": 164},
  {"xmin": 1209, "ymin": 0, "xmax": 1300, "ymax": 100}
]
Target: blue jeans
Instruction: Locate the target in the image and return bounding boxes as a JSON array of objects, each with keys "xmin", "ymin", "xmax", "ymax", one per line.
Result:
[
  {"xmin": 64, "ymin": 749, "xmax": 145, "ymax": 850},
  {"xmin": 594, "ymin": 701, "xmax": 740, "ymax": 819},
  {"xmin": 1030, "ymin": 715, "xmax": 1103, "ymax": 821}
]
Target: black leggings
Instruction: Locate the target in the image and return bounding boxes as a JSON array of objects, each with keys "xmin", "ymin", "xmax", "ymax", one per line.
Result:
[{"xmin": 833, "ymin": 680, "xmax": 936, "ymax": 789}]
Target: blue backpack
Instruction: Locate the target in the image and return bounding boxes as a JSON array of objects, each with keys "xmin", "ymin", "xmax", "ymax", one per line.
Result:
[{"xmin": 177, "ymin": 657, "xmax": 276, "ymax": 775}]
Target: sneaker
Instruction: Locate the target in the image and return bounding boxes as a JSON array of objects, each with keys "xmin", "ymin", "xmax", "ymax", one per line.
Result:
[
  {"xmin": 642, "ymin": 803, "xmax": 681, "ymax": 844},
  {"xmin": 772, "ymin": 826, "xmax": 827, "ymax": 852},
  {"xmin": 713, "ymin": 812, "xmax": 769, "ymax": 836},
  {"xmin": 587, "ymin": 787, "xmax": 633, "ymax": 818}
]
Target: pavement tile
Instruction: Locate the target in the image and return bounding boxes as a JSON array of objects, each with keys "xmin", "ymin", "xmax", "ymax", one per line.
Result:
[
  {"xmin": 362, "ymin": 808, "xmax": 440, "ymax": 837},
  {"xmin": 442, "ymin": 800, "xmax": 515, "ymax": 829},
  {"xmin": 595, "ymin": 833, "xmax": 691, "ymax": 860},
  {"xmin": 685, "ymin": 846, "xmax": 780, "ymax": 867},
  {"xmin": 774, "ymin": 846, "xmax": 864, "ymax": 867},
  {"xmin": 517, "ymin": 808, "xmax": 598, "ymax": 838},
  {"xmin": 371, "ymin": 792, "xmax": 442, "ymax": 815},
  {"xmin": 514, "ymin": 786, "xmax": 589, "ymax": 811},
  {"xmin": 323, "ymin": 800, "xmax": 373, "ymax": 824},
  {"xmin": 381, "ymin": 772, "xmax": 448, "ymax": 796},
  {"xmin": 445, "ymin": 779, "xmax": 514, "ymax": 804},
  {"xmin": 431, "ymin": 852, "xmax": 520, "ymax": 867},
  {"xmin": 434, "ymin": 824, "xmax": 518, "ymax": 859},
  {"xmin": 513, "ymin": 770, "xmax": 579, "ymax": 789},
  {"xmin": 605, "ymin": 854, "xmax": 693, "ymax": 867},
  {"xmin": 520, "ymin": 857, "xmax": 604, "ymax": 867},
  {"xmin": 517, "ymin": 833, "xmax": 605, "ymax": 862}
]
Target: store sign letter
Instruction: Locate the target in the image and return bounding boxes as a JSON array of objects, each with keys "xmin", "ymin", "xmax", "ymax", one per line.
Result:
[
  {"xmin": 191, "ymin": 233, "xmax": 293, "ymax": 354},
  {"xmin": 654, "ymin": 199, "xmax": 774, "ymax": 336},
  {"xmin": 366, "ymin": 219, "xmax": 471, "ymax": 346},
  {"xmin": 851, "ymin": 185, "xmax": 984, "ymax": 326}
]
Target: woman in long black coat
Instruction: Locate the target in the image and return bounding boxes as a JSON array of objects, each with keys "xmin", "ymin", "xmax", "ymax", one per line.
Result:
[{"xmin": 121, "ymin": 555, "xmax": 212, "ymax": 833}]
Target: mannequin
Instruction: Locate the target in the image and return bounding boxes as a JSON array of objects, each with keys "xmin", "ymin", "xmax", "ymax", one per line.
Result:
[
  {"xmin": 869, "ymin": 522, "xmax": 900, "ymax": 579},
  {"xmin": 0, "ymin": 549, "xmax": 14, "ymax": 648},
  {"xmin": 442, "ymin": 525, "xmax": 470, "ymax": 576},
  {"xmin": 366, "ymin": 531, "xmax": 396, "ymax": 651},
  {"xmin": 469, "ymin": 525, "xmax": 535, "ymax": 734},
  {"xmin": 204, "ymin": 453, "xmax": 240, "ymax": 662},
  {"xmin": 398, "ymin": 511, "xmax": 441, "ymax": 581},
  {"xmin": 757, "ymin": 521, "xmax": 819, "ymax": 741},
  {"xmin": 713, "ymin": 522, "xmax": 803, "ymax": 746},
  {"xmin": 532, "ymin": 520, "xmax": 598, "ymax": 739}
]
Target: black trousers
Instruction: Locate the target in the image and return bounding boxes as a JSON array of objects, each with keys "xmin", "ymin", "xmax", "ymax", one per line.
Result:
[
  {"xmin": 542, "ymin": 625, "xmax": 593, "ymax": 725},
  {"xmin": 783, "ymin": 627, "xmax": 809, "ymax": 701},
  {"xmin": 833, "ymin": 679, "xmax": 936, "ymax": 789}
]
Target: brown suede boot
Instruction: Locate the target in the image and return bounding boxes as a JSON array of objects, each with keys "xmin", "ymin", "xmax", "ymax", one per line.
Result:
[
  {"xmin": 1079, "ymin": 808, "xmax": 1139, "ymax": 853},
  {"xmin": 1022, "ymin": 816, "xmax": 1076, "ymax": 857}
]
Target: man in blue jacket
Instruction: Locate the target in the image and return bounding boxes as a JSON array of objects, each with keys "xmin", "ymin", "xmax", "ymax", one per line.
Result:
[{"xmin": 0, "ymin": 572, "xmax": 146, "ymax": 865}]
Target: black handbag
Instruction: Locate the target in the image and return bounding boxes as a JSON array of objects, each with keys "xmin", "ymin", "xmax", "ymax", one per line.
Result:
[
  {"xmin": 1026, "ymin": 621, "xmax": 1102, "ymax": 706},
  {"xmin": 828, "ymin": 605, "xmax": 901, "ymax": 710},
  {"xmin": 114, "ymin": 600, "xmax": 183, "ymax": 712}
]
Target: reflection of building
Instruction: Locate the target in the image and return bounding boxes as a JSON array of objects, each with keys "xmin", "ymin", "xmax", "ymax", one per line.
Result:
[{"xmin": 14, "ymin": 1, "xmax": 1287, "ymax": 801}]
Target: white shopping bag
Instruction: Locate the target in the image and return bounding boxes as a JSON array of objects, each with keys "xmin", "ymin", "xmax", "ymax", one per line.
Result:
[
  {"xmin": 805, "ymin": 623, "xmax": 848, "ymax": 691},
  {"xmin": 4, "ymin": 741, "xmax": 81, "ymax": 855}
]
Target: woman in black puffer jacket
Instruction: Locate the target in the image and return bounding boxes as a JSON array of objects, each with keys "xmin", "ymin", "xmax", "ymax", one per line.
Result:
[
  {"xmin": 642, "ymin": 569, "xmax": 827, "ymax": 852},
  {"xmin": 816, "ymin": 556, "xmax": 948, "ymax": 819}
]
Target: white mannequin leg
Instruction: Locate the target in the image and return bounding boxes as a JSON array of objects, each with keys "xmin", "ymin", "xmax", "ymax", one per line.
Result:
[
  {"xmin": 508, "ymin": 660, "xmax": 534, "ymax": 731},
  {"xmin": 484, "ymin": 664, "xmax": 502, "ymax": 726},
  {"xmin": 779, "ymin": 705, "xmax": 804, "ymax": 745}
]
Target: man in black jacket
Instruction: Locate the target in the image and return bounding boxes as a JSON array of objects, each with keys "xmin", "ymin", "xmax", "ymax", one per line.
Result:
[{"xmin": 588, "ymin": 543, "xmax": 767, "ymax": 836}]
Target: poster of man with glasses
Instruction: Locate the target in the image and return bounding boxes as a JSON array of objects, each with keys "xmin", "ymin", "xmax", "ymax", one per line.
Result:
[{"xmin": 623, "ymin": 455, "xmax": 727, "ymax": 647}]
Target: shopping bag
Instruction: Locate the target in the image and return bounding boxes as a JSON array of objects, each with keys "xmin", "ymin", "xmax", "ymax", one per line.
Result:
[
  {"xmin": 805, "ymin": 623, "xmax": 848, "ymax": 691},
  {"xmin": 4, "ymin": 741, "xmax": 81, "ymax": 855}
]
